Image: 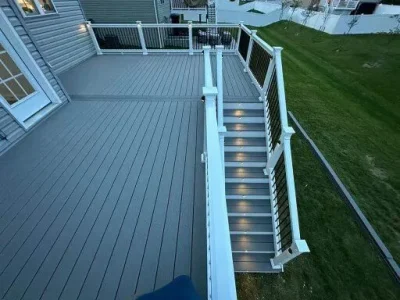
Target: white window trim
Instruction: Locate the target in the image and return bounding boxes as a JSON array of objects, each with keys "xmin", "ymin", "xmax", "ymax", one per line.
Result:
[
  {"xmin": 0, "ymin": 9, "xmax": 61, "ymax": 129},
  {"xmin": 14, "ymin": 0, "xmax": 59, "ymax": 18}
]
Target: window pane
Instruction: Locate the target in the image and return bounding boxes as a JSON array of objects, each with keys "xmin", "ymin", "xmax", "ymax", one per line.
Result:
[
  {"xmin": 0, "ymin": 83, "xmax": 18, "ymax": 105},
  {"xmin": 0, "ymin": 53, "xmax": 21, "ymax": 76},
  {"xmin": 38, "ymin": 0, "xmax": 55, "ymax": 13},
  {"xmin": 0, "ymin": 61, "xmax": 12, "ymax": 81},
  {"xmin": 17, "ymin": 75, "xmax": 35, "ymax": 95},
  {"xmin": 17, "ymin": 0, "xmax": 39, "ymax": 15},
  {"xmin": 6, "ymin": 79, "xmax": 27, "ymax": 100}
]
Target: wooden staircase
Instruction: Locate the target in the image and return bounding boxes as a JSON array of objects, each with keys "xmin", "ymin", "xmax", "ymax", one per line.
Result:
[{"xmin": 224, "ymin": 98, "xmax": 280, "ymax": 273}]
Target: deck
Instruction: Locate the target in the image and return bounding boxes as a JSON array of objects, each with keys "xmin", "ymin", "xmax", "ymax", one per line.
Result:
[{"xmin": 0, "ymin": 54, "xmax": 258, "ymax": 300}]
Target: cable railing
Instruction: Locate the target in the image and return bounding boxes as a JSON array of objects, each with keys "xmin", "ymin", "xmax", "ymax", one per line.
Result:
[
  {"xmin": 237, "ymin": 23, "xmax": 309, "ymax": 268},
  {"xmin": 86, "ymin": 22, "xmax": 239, "ymax": 54},
  {"xmin": 203, "ymin": 46, "xmax": 236, "ymax": 300}
]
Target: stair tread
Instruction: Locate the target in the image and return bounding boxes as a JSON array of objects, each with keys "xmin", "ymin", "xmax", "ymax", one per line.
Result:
[
  {"xmin": 234, "ymin": 254, "xmax": 281, "ymax": 273},
  {"xmin": 226, "ymin": 183, "xmax": 269, "ymax": 196},
  {"xmin": 224, "ymin": 109, "xmax": 264, "ymax": 117},
  {"xmin": 225, "ymin": 146, "xmax": 267, "ymax": 152},
  {"xmin": 224, "ymin": 103, "xmax": 263, "ymax": 110},
  {"xmin": 224, "ymin": 117, "xmax": 264, "ymax": 123},
  {"xmin": 228, "ymin": 202, "xmax": 271, "ymax": 214},
  {"xmin": 225, "ymin": 152, "xmax": 267, "ymax": 162},
  {"xmin": 230, "ymin": 234, "xmax": 274, "ymax": 243},
  {"xmin": 231, "ymin": 240, "xmax": 274, "ymax": 252},
  {"xmin": 225, "ymin": 131, "xmax": 265, "ymax": 138},
  {"xmin": 225, "ymin": 178, "xmax": 268, "ymax": 183},
  {"xmin": 225, "ymin": 123, "xmax": 265, "ymax": 131},
  {"xmin": 225, "ymin": 137, "xmax": 266, "ymax": 146},
  {"xmin": 226, "ymin": 195, "xmax": 270, "ymax": 200},
  {"xmin": 225, "ymin": 167, "xmax": 266, "ymax": 178},
  {"xmin": 225, "ymin": 162, "xmax": 267, "ymax": 168}
]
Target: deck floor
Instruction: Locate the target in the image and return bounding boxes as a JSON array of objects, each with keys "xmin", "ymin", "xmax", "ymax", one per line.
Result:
[{"xmin": 0, "ymin": 54, "xmax": 257, "ymax": 300}]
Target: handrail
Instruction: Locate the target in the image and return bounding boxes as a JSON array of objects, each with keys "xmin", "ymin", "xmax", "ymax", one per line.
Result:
[
  {"xmin": 87, "ymin": 22, "xmax": 240, "ymax": 54},
  {"xmin": 235, "ymin": 23, "xmax": 309, "ymax": 269},
  {"xmin": 203, "ymin": 46, "xmax": 237, "ymax": 300},
  {"xmin": 90, "ymin": 23, "xmax": 239, "ymax": 28}
]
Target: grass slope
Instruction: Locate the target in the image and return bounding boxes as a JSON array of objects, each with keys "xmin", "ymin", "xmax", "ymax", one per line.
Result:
[
  {"xmin": 257, "ymin": 21, "xmax": 400, "ymax": 262},
  {"xmin": 236, "ymin": 22, "xmax": 400, "ymax": 299}
]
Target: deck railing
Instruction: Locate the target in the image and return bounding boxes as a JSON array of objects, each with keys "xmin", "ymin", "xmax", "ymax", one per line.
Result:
[
  {"xmin": 86, "ymin": 22, "xmax": 239, "ymax": 55},
  {"xmin": 237, "ymin": 23, "xmax": 309, "ymax": 269},
  {"xmin": 202, "ymin": 46, "xmax": 236, "ymax": 300}
]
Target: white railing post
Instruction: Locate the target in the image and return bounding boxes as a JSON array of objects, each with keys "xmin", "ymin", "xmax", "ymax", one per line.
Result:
[
  {"xmin": 216, "ymin": 45, "xmax": 224, "ymax": 128},
  {"xmin": 203, "ymin": 45, "xmax": 237, "ymax": 300},
  {"xmin": 188, "ymin": 21, "xmax": 193, "ymax": 55},
  {"xmin": 271, "ymin": 240, "xmax": 310, "ymax": 268},
  {"xmin": 216, "ymin": 45, "xmax": 226, "ymax": 168},
  {"xmin": 86, "ymin": 21, "xmax": 102, "ymax": 55},
  {"xmin": 136, "ymin": 21, "xmax": 148, "ymax": 55},
  {"xmin": 236, "ymin": 22, "xmax": 243, "ymax": 52},
  {"xmin": 245, "ymin": 30, "xmax": 256, "ymax": 72}
]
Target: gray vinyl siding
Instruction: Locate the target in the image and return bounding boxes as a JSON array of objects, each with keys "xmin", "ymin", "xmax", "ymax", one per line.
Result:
[
  {"xmin": 0, "ymin": 107, "xmax": 24, "ymax": 153},
  {"xmin": 0, "ymin": 0, "xmax": 72, "ymax": 155},
  {"xmin": 22, "ymin": 0, "xmax": 96, "ymax": 74},
  {"xmin": 79, "ymin": 0, "xmax": 157, "ymax": 23},
  {"xmin": 156, "ymin": 0, "xmax": 171, "ymax": 23}
]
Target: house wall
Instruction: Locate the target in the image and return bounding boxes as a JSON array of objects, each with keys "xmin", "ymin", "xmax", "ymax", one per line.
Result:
[
  {"xmin": 156, "ymin": 0, "xmax": 171, "ymax": 23},
  {"xmin": 0, "ymin": 0, "xmax": 72, "ymax": 154},
  {"xmin": 374, "ymin": 4, "xmax": 400, "ymax": 14},
  {"xmin": 20, "ymin": 0, "xmax": 96, "ymax": 74},
  {"xmin": 79, "ymin": 0, "xmax": 158, "ymax": 23}
]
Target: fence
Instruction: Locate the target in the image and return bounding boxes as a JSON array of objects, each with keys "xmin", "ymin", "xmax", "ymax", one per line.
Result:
[
  {"xmin": 202, "ymin": 46, "xmax": 237, "ymax": 299},
  {"xmin": 86, "ymin": 22, "xmax": 239, "ymax": 55},
  {"xmin": 237, "ymin": 23, "xmax": 309, "ymax": 267}
]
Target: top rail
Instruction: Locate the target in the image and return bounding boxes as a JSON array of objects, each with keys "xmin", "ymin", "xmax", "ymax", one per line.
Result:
[
  {"xmin": 203, "ymin": 46, "xmax": 237, "ymax": 300},
  {"xmin": 90, "ymin": 23, "xmax": 239, "ymax": 28}
]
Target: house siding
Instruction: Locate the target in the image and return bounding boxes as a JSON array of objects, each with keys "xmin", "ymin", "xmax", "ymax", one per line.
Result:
[
  {"xmin": 22, "ymin": 0, "xmax": 96, "ymax": 74},
  {"xmin": 0, "ymin": 0, "xmax": 76, "ymax": 155},
  {"xmin": 79, "ymin": 0, "xmax": 157, "ymax": 23},
  {"xmin": 156, "ymin": 0, "xmax": 171, "ymax": 23}
]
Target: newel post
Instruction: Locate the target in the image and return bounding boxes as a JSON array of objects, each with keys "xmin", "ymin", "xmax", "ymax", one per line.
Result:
[
  {"xmin": 188, "ymin": 21, "xmax": 193, "ymax": 55},
  {"xmin": 236, "ymin": 21, "xmax": 243, "ymax": 52},
  {"xmin": 86, "ymin": 21, "xmax": 102, "ymax": 55},
  {"xmin": 136, "ymin": 21, "xmax": 148, "ymax": 55}
]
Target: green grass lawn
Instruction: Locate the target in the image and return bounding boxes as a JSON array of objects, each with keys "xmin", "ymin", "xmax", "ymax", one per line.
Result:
[{"xmin": 236, "ymin": 21, "xmax": 400, "ymax": 299}]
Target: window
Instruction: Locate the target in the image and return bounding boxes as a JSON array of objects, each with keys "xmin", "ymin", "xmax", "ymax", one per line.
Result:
[
  {"xmin": 16, "ymin": 0, "xmax": 57, "ymax": 17},
  {"xmin": 0, "ymin": 43, "xmax": 36, "ymax": 106}
]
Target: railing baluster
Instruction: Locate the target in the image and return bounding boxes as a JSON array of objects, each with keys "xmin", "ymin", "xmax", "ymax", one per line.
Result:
[{"xmin": 188, "ymin": 21, "xmax": 193, "ymax": 55}]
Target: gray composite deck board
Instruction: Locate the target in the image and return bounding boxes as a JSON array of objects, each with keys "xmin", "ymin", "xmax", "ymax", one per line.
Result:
[
  {"xmin": 59, "ymin": 54, "xmax": 258, "ymax": 98},
  {"xmin": 0, "ymin": 53, "xmax": 259, "ymax": 299},
  {"xmin": 0, "ymin": 99, "xmax": 206, "ymax": 299}
]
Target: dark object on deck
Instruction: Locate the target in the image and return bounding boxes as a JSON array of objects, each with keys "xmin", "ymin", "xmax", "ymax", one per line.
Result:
[
  {"xmin": 0, "ymin": 130, "xmax": 6, "ymax": 140},
  {"xmin": 137, "ymin": 276, "xmax": 201, "ymax": 300},
  {"xmin": 198, "ymin": 30, "xmax": 207, "ymax": 43},
  {"xmin": 209, "ymin": 32, "xmax": 219, "ymax": 46},
  {"xmin": 221, "ymin": 31, "xmax": 232, "ymax": 45},
  {"xmin": 104, "ymin": 35, "xmax": 120, "ymax": 48}
]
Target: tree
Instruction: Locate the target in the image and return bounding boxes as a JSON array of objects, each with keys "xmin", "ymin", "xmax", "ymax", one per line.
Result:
[
  {"xmin": 289, "ymin": 0, "xmax": 302, "ymax": 21},
  {"xmin": 320, "ymin": 3, "xmax": 332, "ymax": 31},
  {"xmin": 346, "ymin": 15, "xmax": 360, "ymax": 34},
  {"xmin": 280, "ymin": 0, "xmax": 291, "ymax": 20}
]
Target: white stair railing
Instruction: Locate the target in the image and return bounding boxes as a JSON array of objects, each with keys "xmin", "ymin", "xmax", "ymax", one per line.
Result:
[
  {"xmin": 236, "ymin": 23, "xmax": 309, "ymax": 269},
  {"xmin": 202, "ymin": 46, "xmax": 237, "ymax": 300}
]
